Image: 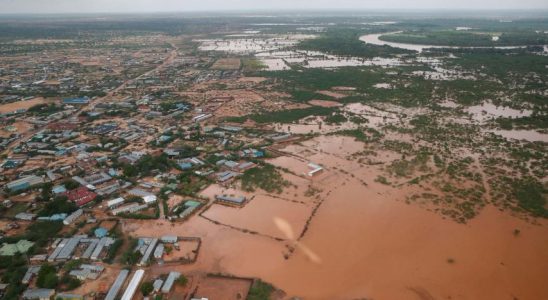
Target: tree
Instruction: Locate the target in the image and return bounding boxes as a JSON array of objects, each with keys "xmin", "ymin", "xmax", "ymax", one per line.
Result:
[
  {"xmin": 36, "ymin": 264, "xmax": 59, "ymax": 289},
  {"xmin": 140, "ymin": 281, "xmax": 154, "ymax": 296},
  {"xmin": 176, "ymin": 275, "xmax": 188, "ymax": 286},
  {"xmin": 38, "ymin": 197, "xmax": 77, "ymax": 217},
  {"xmin": 123, "ymin": 164, "xmax": 138, "ymax": 177},
  {"xmin": 63, "ymin": 179, "xmax": 81, "ymax": 190}
]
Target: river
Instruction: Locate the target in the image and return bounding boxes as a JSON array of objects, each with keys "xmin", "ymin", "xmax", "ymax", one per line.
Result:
[{"xmin": 359, "ymin": 32, "xmax": 538, "ymax": 52}]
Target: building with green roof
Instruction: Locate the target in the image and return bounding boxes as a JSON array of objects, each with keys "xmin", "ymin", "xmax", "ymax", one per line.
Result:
[{"xmin": 0, "ymin": 240, "xmax": 34, "ymax": 256}]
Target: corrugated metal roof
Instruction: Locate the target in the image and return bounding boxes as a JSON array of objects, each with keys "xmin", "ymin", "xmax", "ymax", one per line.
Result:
[
  {"xmin": 121, "ymin": 269, "xmax": 145, "ymax": 300},
  {"xmin": 161, "ymin": 271, "xmax": 181, "ymax": 293},
  {"xmin": 104, "ymin": 269, "xmax": 129, "ymax": 300}
]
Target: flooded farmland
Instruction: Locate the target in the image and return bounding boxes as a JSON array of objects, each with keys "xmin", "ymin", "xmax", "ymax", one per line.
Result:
[{"xmin": 123, "ymin": 133, "xmax": 548, "ymax": 299}]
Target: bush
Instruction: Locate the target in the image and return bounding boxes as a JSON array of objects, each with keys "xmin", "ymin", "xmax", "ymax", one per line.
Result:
[
  {"xmin": 241, "ymin": 164, "xmax": 289, "ymax": 194},
  {"xmin": 38, "ymin": 197, "xmax": 77, "ymax": 216},
  {"xmin": 25, "ymin": 221, "xmax": 63, "ymax": 247},
  {"xmin": 247, "ymin": 280, "xmax": 274, "ymax": 300},
  {"xmin": 176, "ymin": 275, "xmax": 188, "ymax": 286},
  {"xmin": 140, "ymin": 281, "xmax": 154, "ymax": 296},
  {"xmin": 513, "ymin": 177, "xmax": 547, "ymax": 217},
  {"xmin": 60, "ymin": 274, "xmax": 82, "ymax": 291},
  {"xmin": 104, "ymin": 239, "xmax": 123, "ymax": 264},
  {"xmin": 36, "ymin": 264, "xmax": 58, "ymax": 289}
]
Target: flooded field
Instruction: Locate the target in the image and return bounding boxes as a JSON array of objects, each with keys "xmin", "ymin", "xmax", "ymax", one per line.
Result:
[
  {"xmin": 194, "ymin": 276, "xmax": 252, "ymax": 300},
  {"xmin": 273, "ymin": 119, "xmax": 358, "ymax": 134},
  {"xmin": 490, "ymin": 129, "xmax": 548, "ymax": 143},
  {"xmin": 308, "ymin": 99, "xmax": 342, "ymax": 107},
  {"xmin": 466, "ymin": 102, "xmax": 533, "ymax": 122},
  {"xmin": 202, "ymin": 193, "xmax": 313, "ymax": 240},
  {"xmin": 258, "ymin": 49, "xmax": 404, "ymax": 69},
  {"xmin": 259, "ymin": 58, "xmax": 290, "ymax": 71},
  {"xmin": 196, "ymin": 34, "xmax": 315, "ymax": 54},
  {"xmin": 123, "ymin": 134, "xmax": 548, "ymax": 299}
]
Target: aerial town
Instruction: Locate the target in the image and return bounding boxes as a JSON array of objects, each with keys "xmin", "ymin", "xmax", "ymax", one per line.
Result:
[{"xmin": 0, "ymin": 7, "xmax": 547, "ymax": 300}]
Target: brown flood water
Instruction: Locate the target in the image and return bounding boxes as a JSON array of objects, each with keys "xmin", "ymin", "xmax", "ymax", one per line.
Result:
[{"xmin": 125, "ymin": 137, "xmax": 548, "ymax": 300}]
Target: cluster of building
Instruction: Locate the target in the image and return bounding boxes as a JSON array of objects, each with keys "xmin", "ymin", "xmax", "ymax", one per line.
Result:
[
  {"xmin": 47, "ymin": 235, "xmax": 116, "ymax": 262},
  {"xmin": 0, "ymin": 28, "xmax": 324, "ymax": 300}
]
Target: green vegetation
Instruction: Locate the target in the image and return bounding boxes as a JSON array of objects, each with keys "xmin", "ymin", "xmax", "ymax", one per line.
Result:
[
  {"xmin": 254, "ymin": 67, "xmax": 385, "ymax": 93},
  {"xmin": 332, "ymin": 128, "xmax": 382, "ymax": 143},
  {"xmin": 0, "ymin": 255, "xmax": 27, "ymax": 300},
  {"xmin": 445, "ymin": 51, "xmax": 548, "ymax": 81},
  {"xmin": 24, "ymin": 221, "xmax": 64, "ymax": 247},
  {"xmin": 512, "ymin": 177, "xmax": 547, "ymax": 217},
  {"xmin": 63, "ymin": 179, "xmax": 81, "ymax": 190},
  {"xmin": 60, "ymin": 275, "xmax": 82, "ymax": 291},
  {"xmin": 324, "ymin": 113, "xmax": 347, "ymax": 124},
  {"xmin": 120, "ymin": 238, "xmax": 141, "ymax": 266},
  {"xmin": 36, "ymin": 264, "xmax": 59, "ymax": 289},
  {"xmin": 38, "ymin": 196, "xmax": 77, "ymax": 216},
  {"xmin": 375, "ymin": 176, "xmax": 391, "ymax": 185},
  {"xmin": 27, "ymin": 103, "xmax": 63, "ymax": 116},
  {"xmin": 299, "ymin": 28, "xmax": 412, "ymax": 58},
  {"xmin": 247, "ymin": 280, "xmax": 274, "ymax": 300},
  {"xmin": 176, "ymin": 275, "xmax": 188, "ymax": 286},
  {"xmin": 496, "ymin": 115, "xmax": 548, "ymax": 130},
  {"xmin": 104, "ymin": 239, "xmax": 123, "ymax": 264},
  {"xmin": 381, "ymin": 30, "xmax": 547, "ymax": 47},
  {"xmin": 62, "ymin": 260, "xmax": 82, "ymax": 272},
  {"xmin": 1, "ymin": 201, "xmax": 28, "ymax": 218},
  {"xmin": 288, "ymin": 90, "xmax": 333, "ymax": 103},
  {"xmin": 122, "ymin": 154, "xmax": 175, "ymax": 177},
  {"xmin": 242, "ymin": 58, "xmax": 266, "ymax": 72},
  {"xmin": 140, "ymin": 281, "xmax": 154, "ymax": 296},
  {"xmin": 241, "ymin": 164, "xmax": 290, "ymax": 194}
]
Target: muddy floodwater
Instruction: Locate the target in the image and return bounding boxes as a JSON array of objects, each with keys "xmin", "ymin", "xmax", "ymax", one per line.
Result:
[
  {"xmin": 124, "ymin": 134, "xmax": 548, "ymax": 300},
  {"xmin": 490, "ymin": 129, "xmax": 548, "ymax": 143},
  {"xmin": 467, "ymin": 102, "xmax": 533, "ymax": 122}
]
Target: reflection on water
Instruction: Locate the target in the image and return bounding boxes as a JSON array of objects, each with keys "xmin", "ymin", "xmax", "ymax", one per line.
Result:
[
  {"xmin": 274, "ymin": 217, "xmax": 322, "ymax": 264},
  {"xmin": 490, "ymin": 129, "xmax": 548, "ymax": 143},
  {"xmin": 466, "ymin": 102, "xmax": 533, "ymax": 122},
  {"xmin": 359, "ymin": 32, "xmax": 532, "ymax": 52}
]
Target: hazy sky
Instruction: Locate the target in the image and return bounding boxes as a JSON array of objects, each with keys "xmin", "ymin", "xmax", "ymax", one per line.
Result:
[{"xmin": 1, "ymin": 0, "xmax": 548, "ymax": 14}]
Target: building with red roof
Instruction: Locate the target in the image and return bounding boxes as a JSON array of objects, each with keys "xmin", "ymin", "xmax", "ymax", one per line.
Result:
[{"xmin": 64, "ymin": 186, "xmax": 97, "ymax": 206}]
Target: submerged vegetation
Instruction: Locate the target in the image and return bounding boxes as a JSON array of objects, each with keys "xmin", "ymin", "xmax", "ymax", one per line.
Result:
[
  {"xmin": 226, "ymin": 106, "xmax": 335, "ymax": 124},
  {"xmin": 381, "ymin": 30, "xmax": 548, "ymax": 47},
  {"xmin": 241, "ymin": 164, "xmax": 290, "ymax": 194},
  {"xmin": 300, "ymin": 27, "xmax": 413, "ymax": 58}
]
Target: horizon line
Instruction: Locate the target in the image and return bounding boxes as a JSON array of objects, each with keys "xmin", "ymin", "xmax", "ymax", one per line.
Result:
[{"xmin": 1, "ymin": 8, "xmax": 548, "ymax": 16}]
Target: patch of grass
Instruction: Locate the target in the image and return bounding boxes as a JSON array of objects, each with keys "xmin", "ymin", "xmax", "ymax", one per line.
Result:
[{"xmin": 242, "ymin": 57, "xmax": 266, "ymax": 72}]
